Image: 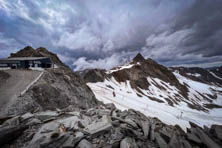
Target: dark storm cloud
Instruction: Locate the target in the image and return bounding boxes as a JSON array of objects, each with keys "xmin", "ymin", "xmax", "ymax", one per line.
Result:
[{"xmin": 0, "ymin": 0, "xmax": 221, "ymax": 70}]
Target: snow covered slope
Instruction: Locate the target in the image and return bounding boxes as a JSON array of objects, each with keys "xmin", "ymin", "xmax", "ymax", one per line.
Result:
[{"xmin": 86, "ymin": 54, "xmax": 222, "ymax": 130}]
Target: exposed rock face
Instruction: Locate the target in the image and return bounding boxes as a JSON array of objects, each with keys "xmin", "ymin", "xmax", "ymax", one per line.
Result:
[
  {"xmin": 1, "ymin": 46, "xmax": 100, "ymax": 116},
  {"xmin": 109, "ymin": 54, "xmax": 188, "ymax": 98},
  {"xmin": 170, "ymin": 67, "xmax": 222, "ymax": 86},
  {"xmin": 77, "ymin": 69, "xmax": 106, "ymax": 83},
  {"xmin": 10, "ymin": 46, "xmax": 42, "ymax": 58},
  {"xmin": 1, "ymin": 104, "xmax": 221, "ymax": 148},
  {"xmin": 10, "ymin": 46, "xmax": 67, "ymax": 67}
]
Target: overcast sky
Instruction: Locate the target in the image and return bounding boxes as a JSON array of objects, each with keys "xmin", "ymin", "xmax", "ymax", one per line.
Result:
[{"xmin": 0, "ymin": 0, "xmax": 222, "ymax": 70}]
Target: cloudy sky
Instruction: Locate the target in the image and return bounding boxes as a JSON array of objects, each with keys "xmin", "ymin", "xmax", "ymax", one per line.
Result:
[{"xmin": 0, "ymin": 0, "xmax": 222, "ymax": 70}]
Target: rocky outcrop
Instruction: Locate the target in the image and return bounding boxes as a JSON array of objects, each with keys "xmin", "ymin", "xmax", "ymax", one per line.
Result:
[
  {"xmin": 10, "ymin": 46, "xmax": 67, "ymax": 67},
  {"xmin": 170, "ymin": 67, "xmax": 222, "ymax": 86},
  {"xmin": 10, "ymin": 46, "xmax": 43, "ymax": 58},
  {"xmin": 1, "ymin": 46, "xmax": 100, "ymax": 116},
  {"xmin": 1, "ymin": 104, "xmax": 221, "ymax": 148},
  {"xmin": 77, "ymin": 69, "xmax": 106, "ymax": 83},
  {"xmin": 4, "ymin": 67, "xmax": 100, "ymax": 116}
]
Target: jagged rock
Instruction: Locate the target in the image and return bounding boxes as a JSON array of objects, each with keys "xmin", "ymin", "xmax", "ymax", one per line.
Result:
[
  {"xmin": 104, "ymin": 103, "xmax": 116, "ymax": 110},
  {"xmin": 141, "ymin": 120, "xmax": 150, "ymax": 138},
  {"xmin": 39, "ymin": 133, "xmax": 70, "ymax": 148},
  {"xmin": 168, "ymin": 133, "xmax": 183, "ymax": 148},
  {"xmin": 26, "ymin": 118, "xmax": 42, "ymax": 126},
  {"xmin": 34, "ymin": 111, "xmax": 59, "ymax": 122},
  {"xmin": 150, "ymin": 123, "xmax": 156, "ymax": 141},
  {"xmin": 2, "ymin": 116, "xmax": 20, "ymax": 126},
  {"xmin": 155, "ymin": 133, "xmax": 167, "ymax": 148},
  {"xmin": 84, "ymin": 115, "xmax": 112, "ymax": 137},
  {"xmin": 194, "ymin": 127, "xmax": 221, "ymax": 148},
  {"xmin": 120, "ymin": 137, "xmax": 138, "ymax": 148},
  {"xmin": 111, "ymin": 116, "xmax": 138, "ymax": 130},
  {"xmin": 120, "ymin": 123, "xmax": 143, "ymax": 138},
  {"xmin": 186, "ymin": 132, "xmax": 202, "ymax": 144},
  {"xmin": 76, "ymin": 139, "xmax": 93, "ymax": 148},
  {"xmin": 159, "ymin": 128, "xmax": 173, "ymax": 143},
  {"xmin": 0, "ymin": 125, "xmax": 28, "ymax": 146},
  {"xmin": 182, "ymin": 139, "xmax": 192, "ymax": 148},
  {"xmin": 210, "ymin": 124, "xmax": 222, "ymax": 140},
  {"xmin": 21, "ymin": 112, "xmax": 34, "ymax": 121}
]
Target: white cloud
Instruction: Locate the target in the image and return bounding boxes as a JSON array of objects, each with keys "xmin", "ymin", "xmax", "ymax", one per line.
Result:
[{"xmin": 72, "ymin": 54, "xmax": 124, "ymax": 71}]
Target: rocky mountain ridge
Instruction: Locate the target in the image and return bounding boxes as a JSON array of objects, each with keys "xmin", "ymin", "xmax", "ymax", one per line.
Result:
[
  {"xmin": 85, "ymin": 53, "xmax": 222, "ymax": 131},
  {"xmin": 1, "ymin": 48, "xmax": 222, "ymax": 148},
  {"xmin": 0, "ymin": 46, "xmax": 100, "ymax": 116}
]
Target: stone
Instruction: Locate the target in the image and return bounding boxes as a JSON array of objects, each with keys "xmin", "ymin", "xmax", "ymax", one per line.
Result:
[
  {"xmin": 120, "ymin": 137, "xmax": 138, "ymax": 148},
  {"xmin": 2, "ymin": 116, "xmax": 20, "ymax": 126},
  {"xmin": 194, "ymin": 127, "xmax": 220, "ymax": 148},
  {"xmin": 159, "ymin": 128, "xmax": 172, "ymax": 143},
  {"xmin": 141, "ymin": 120, "xmax": 150, "ymax": 138},
  {"xmin": 84, "ymin": 115, "xmax": 112, "ymax": 137},
  {"xmin": 155, "ymin": 133, "xmax": 167, "ymax": 148},
  {"xmin": 182, "ymin": 139, "xmax": 192, "ymax": 148},
  {"xmin": 26, "ymin": 118, "xmax": 42, "ymax": 126},
  {"xmin": 0, "ymin": 125, "xmax": 28, "ymax": 146},
  {"xmin": 168, "ymin": 133, "xmax": 183, "ymax": 148},
  {"xmin": 39, "ymin": 133, "xmax": 70, "ymax": 148},
  {"xmin": 150, "ymin": 123, "xmax": 156, "ymax": 141},
  {"xmin": 210, "ymin": 125, "xmax": 222, "ymax": 140},
  {"xmin": 35, "ymin": 111, "xmax": 59, "ymax": 121},
  {"xmin": 186, "ymin": 132, "xmax": 202, "ymax": 144},
  {"xmin": 21, "ymin": 112, "xmax": 34, "ymax": 121},
  {"xmin": 111, "ymin": 116, "xmax": 138, "ymax": 130},
  {"xmin": 104, "ymin": 103, "xmax": 116, "ymax": 110},
  {"xmin": 76, "ymin": 139, "xmax": 93, "ymax": 148}
]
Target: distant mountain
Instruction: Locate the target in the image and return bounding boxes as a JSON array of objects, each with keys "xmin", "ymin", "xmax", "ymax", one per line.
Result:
[
  {"xmin": 82, "ymin": 53, "xmax": 222, "ymax": 130},
  {"xmin": 1, "ymin": 49, "xmax": 222, "ymax": 148}
]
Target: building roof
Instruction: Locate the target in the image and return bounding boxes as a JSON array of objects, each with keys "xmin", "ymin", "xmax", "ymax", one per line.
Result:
[{"xmin": 0, "ymin": 57, "xmax": 49, "ymax": 61}]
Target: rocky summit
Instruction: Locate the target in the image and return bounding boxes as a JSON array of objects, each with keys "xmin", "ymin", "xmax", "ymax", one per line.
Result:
[{"xmin": 0, "ymin": 47, "xmax": 222, "ymax": 148}]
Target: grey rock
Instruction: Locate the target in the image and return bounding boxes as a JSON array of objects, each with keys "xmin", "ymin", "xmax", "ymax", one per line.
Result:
[
  {"xmin": 168, "ymin": 133, "xmax": 183, "ymax": 148},
  {"xmin": 141, "ymin": 120, "xmax": 150, "ymax": 138},
  {"xmin": 150, "ymin": 123, "xmax": 156, "ymax": 141},
  {"xmin": 182, "ymin": 139, "xmax": 192, "ymax": 148},
  {"xmin": 2, "ymin": 116, "xmax": 20, "ymax": 126},
  {"xmin": 26, "ymin": 118, "xmax": 42, "ymax": 126},
  {"xmin": 155, "ymin": 133, "xmax": 167, "ymax": 148},
  {"xmin": 0, "ymin": 125, "xmax": 28, "ymax": 146},
  {"xmin": 210, "ymin": 124, "xmax": 222, "ymax": 140},
  {"xmin": 186, "ymin": 132, "xmax": 202, "ymax": 144},
  {"xmin": 84, "ymin": 115, "xmax": 112, "ymax": 137},
  {"xmin": 120, "ymin": 137, "xmax": 138, "ymax": 148},
  {"xmin": 76, "ymin": 139, "xmax": 92, "ymax": 148},
  {"xmin": 194, "ymin": 127, "xmax": 220, "ymax": 148},
  {"xmin": 21, "ymin": 112, "xmax": 34, "ymax": 121}
]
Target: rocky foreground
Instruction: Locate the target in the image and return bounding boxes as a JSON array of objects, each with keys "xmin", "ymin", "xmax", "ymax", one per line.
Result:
[{"xmin": 0, "ymin": 103, "xmax": 221, "ymax": 148}]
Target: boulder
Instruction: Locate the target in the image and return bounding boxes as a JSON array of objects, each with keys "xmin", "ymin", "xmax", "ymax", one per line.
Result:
[
  {"xmin": 155, "ymin": 133, "xmax": 167, "ymax": 148},
  {"xmin": 76, "ymin": 139, "xmax": 93, "ymax": 148},
  {"xmin": 210, "ymin": 124, "xmax": 222, "ymax": 140},
  {"xmin": 120, "ymin": 137, "xmax": 138, "ymax": 148},
  {"xmin": 186, "ymin": 132, "xmax": 202, "ymax": 144},
  {"xmin": 0, "ymin": 125, "xmax": 28, "ymax": 146},
  {"xmin": 141, "ymin": 120, "xmax": 150, "ymax": 138},
  {"xmin": 84, "ymin": 115, "xmax": 112, "ymax": 137},
  {"xmin": 194, "ymin": 127, "xmax": 220, "ymax": 148}
]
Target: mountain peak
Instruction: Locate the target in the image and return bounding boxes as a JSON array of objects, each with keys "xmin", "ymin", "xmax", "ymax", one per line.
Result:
[
  {"xmin": 132, "ymin": 53, "xmax": 145, "ymax": 62},
  {"xmin": 9, "ymin": 46, "xmax": 42, "ymax": 58}
]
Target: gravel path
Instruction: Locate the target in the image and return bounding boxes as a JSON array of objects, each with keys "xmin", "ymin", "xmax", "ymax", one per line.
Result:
[{"xmin": 0, "ymin": 69, "xmax": 42, "ymax": 109}]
